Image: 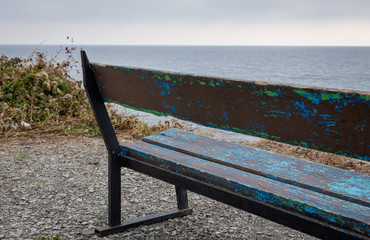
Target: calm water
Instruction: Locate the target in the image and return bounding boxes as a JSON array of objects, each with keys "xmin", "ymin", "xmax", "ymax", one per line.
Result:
[{"xmin": 1, "ymin": 45, "xmax": 370, "ymax": 92}]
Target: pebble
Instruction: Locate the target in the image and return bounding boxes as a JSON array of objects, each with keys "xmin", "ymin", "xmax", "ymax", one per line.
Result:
[{"xmin": 0, "ymin": 136, "xmax": 317, "ymax": 240}]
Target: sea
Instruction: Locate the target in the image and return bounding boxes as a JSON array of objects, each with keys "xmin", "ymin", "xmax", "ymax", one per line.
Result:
[
  {"xmin": 1, "ymin": 45, "xmax": 370, "ymax": 141},
  {"xmin": 1, "ymin": 45, "xmax": 370, "ymax": 92}
]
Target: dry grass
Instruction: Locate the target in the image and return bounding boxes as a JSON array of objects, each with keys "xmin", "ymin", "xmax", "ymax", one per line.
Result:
[
  {"xmin": 2, "ymin": 115, "xmax": 184, "ymax": 143},
  {"xmin": 245, "ymin": 139, "xmax": 370, "ymax": 175},
  {"xmin": 0, "ymin": 50, "xmax": 185, "ymax": 140},
  {"xmin": 115, "ymin": 118, "xmax": 184, "ymax": 141}
]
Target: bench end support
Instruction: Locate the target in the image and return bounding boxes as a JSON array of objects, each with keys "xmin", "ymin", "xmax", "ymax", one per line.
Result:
[{"xmin": 95, "ymin": 208, "xmax": 193, "ymax": 237}]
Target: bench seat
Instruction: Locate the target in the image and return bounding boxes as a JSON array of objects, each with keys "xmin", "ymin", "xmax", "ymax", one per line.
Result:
[{"xmin": 121, "ymin": 128, "xmax": 370, "ymax": 238}]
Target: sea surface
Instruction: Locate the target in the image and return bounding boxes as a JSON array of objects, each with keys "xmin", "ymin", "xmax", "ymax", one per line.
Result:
[
  {"xmin": 1, "ymin": 45, "xmax": 370, "ymax": 92},
  {"xmin": 1, "ymin": 45, "xmax": 369, "ymax": 141}
]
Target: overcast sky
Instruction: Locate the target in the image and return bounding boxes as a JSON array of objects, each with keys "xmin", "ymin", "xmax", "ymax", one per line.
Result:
[{"xmin": 1, "ymin": 0, "xmax": 370, "ymax": 46}]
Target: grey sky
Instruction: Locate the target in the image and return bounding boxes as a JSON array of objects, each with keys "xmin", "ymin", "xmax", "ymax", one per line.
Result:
[{"xmin": 1, "ymin": 0, "xmax": 370, "ymax": 45}]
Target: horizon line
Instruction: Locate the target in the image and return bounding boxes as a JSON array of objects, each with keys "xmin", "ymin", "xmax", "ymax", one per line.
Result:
[{"xmin": 1, "ymin": 43, "xmax": 370, "ymax": 47}]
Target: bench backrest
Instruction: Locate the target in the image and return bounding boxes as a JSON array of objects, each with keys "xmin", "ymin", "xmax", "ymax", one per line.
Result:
[{"xmin": 81, "ymin": 51, "xmax": 370, "ymax": 161}]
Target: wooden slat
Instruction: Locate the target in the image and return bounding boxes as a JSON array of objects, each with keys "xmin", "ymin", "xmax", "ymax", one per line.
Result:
[
  {"xmin": 121, "ymin": 141, "xmax": 370, "ymax": 236},
  {"xmin": 143, "ymin": 129, "xmax": 370, "ymax": 207},
  {"xmin": 92, "ymin": 63, "xmax": 370, "ymax": 160}
]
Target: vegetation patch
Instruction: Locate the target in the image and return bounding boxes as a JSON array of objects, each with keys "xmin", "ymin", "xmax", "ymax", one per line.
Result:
[
  {"xmin": 245, "ymin": 139, "xmax": 370, "ymax": 175},
  {"xmin": 36, "ymin": 234, "xmax": 61, "ymax": 240},
  {"xmin": 0, "ymin": 49, "xmax": 177, "ymax": 139}
]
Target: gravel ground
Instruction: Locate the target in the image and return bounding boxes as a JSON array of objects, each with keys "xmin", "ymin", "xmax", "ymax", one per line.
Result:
[{"xmin": 0, "ymin": 135, "xmax": 317, "ymax": 240}]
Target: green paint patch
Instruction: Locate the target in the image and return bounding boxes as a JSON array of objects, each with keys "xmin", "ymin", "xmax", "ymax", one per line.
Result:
[
  {"xmin": 210, "ymin": 81, "xmax": 216, "ymax": 87},
  {"xmin": 231, "ymin": 126, "xmax": 242, "ymax": 132},
  {"xmin": 270, "ymin": 135, "xmax": 282, "ymax": 141},
  {"xmin": 360, "ymin": 95, "xmax": 370, "ymax": 101},
  {"xmin": 172, "ymin": 76, "xmax": 184, "ymax": 85},
  {"xmin": 164, "ymin": 75, "xmax": 171, "ymax": 81},
  {"xmin": 293, "ymin": 90, "xmax": 320, "ymax": 102},
  {"xmin": 103, "ymin": 98, "xmax": 169, "ymax": 116},
  {"xmin": 199, "ymin": 81, "xmax": 206, "ymax": 86},
  {"xmin": 258, "ymin": 132, "xmax": 270, "ymax": 139},
  {"xmin": 320, "ymin": 92, "xmax": 341, "ymax": 101},
  {"xmin": 294, "ymin": 89, "xmax": 344, "ymax": 102},
  {"xmin": 264, "ymin": 90, "xmax": 279, "ymax": 97},
  {"xmin": 294, "ymin": 89, "xmax": 310, "ymax": 96},
  {"xmin": 264, "ymin": 114, "xmax": 279, "ymax": 119},
  {"xmin": 245, "ymin": 130, "xmax": 282, "ymax": 141}
]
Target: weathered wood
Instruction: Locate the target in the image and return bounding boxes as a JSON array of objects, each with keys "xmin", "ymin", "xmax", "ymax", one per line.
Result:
[
  {"xmin": 121, "ymin": 140, "xmax": 370, "ymax": 237},
  {"xmin": 91, "ymin": 63, "xmax": 370, "ymax": 160},
  {"xmin": 143, "ymin": 128, "xmax": 370, "ymax": 207},
  {"xmin": 121, "ymin": 151, "xmax": 367, "ymax": 240}
]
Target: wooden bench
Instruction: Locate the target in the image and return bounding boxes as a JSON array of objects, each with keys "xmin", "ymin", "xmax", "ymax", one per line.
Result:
[{"xmin": 81, "ymin": 50, "xmax": 370, "ymax": 239}]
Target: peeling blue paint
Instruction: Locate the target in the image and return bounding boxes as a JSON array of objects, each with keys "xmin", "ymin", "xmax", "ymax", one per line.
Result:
[
  {"xmin": 122, "ymin": 141, "xmax": 370, "ymax": 236},
  {"xmin": 154, "ymin": 80, "xmax": 171, "ymax": 96},
  {"xmin": 144, "ymin": 129, "xmax": 370, "ymax": 207},
  {"xmin": 162, "ymin": 103, "xmax": 176, "ymax": 114},
  {"xmin": 293, "ymin": 101, "xmax": 313, "ymax": 118}
]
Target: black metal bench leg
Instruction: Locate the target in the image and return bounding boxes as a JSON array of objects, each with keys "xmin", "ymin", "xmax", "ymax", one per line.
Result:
[
  {"xmin": 176, "ymin": 186, "xmax": 189, "ymax": 210},
  {"xmin": 95, "ymin": 182, "xmax": 192, "ymax": 236},
  {"xmin": 108, "ymin": 154, "xmax": 121, "ymax": 226}
]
